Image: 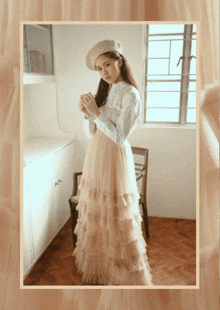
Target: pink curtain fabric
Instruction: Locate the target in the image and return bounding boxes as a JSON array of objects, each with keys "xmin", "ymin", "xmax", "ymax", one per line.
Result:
[{"xmin": 0, "ymin": 0, "xmax": 218, "ymax": 309}]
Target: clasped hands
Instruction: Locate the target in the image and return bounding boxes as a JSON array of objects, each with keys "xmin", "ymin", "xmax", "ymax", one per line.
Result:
[{"xmin": 78, "ymin": 92, "xmax": 100, "ymax": 118}]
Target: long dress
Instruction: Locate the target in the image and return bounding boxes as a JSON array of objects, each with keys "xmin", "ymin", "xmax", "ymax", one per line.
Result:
[{"xmin": 72, "ymin": 80, "xmax": 153, "ymax": 285}]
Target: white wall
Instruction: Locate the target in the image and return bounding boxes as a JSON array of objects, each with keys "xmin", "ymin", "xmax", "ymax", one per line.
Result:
[
  {"xmin": 129, "ymin": 127, "xmax": 196, "ymax": 219},
  {"xmin": 23, "ymin": 24, "xmax": 196, "ymax": 220},
  {"xmin": 23, "ymin": 83, "xmax": 75, "ymax": 141}
]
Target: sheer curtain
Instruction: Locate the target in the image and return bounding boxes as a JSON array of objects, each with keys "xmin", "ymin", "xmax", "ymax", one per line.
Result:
[{"xmin": 0, "ymin": 0, "xmax": 218, "ymax": 309}]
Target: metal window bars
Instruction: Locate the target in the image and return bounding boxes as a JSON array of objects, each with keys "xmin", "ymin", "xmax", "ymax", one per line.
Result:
[{"xmin": 142, "ymin": 24, "xmax": 197, "ymax": 125}]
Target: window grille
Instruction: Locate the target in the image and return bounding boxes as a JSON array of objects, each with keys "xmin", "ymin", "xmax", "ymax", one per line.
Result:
[{"xmin": 142, "ymin": 24, "xmax": 197, "ymax": 125}]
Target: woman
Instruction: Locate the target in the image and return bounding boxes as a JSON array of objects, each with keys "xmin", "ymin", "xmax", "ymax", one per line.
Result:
[{"xmin": 72, "ymin": 39, "xmax": 153, "ymax": 286}]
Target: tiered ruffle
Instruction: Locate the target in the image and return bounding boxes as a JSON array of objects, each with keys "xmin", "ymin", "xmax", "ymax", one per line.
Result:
[{"xmin": 72, "ymin": 178, "xmax": 153, "ymax": 286}]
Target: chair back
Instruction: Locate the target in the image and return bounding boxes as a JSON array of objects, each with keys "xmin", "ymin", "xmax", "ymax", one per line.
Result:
[
  {"xmin": 72, "ymin": 172, "xmax": 82, "ymax": 197},
  {"xmin": 131, "ymin": 146, "xmax": 149, "ymax": 204},
  {"xmin": 71, "ymin": 147, "xmax": 149, "ymax": 203}
]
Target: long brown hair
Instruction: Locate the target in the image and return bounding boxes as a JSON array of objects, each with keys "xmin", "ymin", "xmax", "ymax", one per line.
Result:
[{"xmin": 94, "ymin": 51, "xmax": 140, "ymax": 108}]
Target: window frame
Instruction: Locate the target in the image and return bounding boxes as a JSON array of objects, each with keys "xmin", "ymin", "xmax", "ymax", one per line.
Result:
[{"xmin": 141, "ymin": 24, "xmax": 197, "ymax": 128}]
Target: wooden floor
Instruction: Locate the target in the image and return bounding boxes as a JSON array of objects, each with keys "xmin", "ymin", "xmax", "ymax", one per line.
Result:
[{"xmin": 23, "ymin": 216, "xmax": 196, "ymax": 286}]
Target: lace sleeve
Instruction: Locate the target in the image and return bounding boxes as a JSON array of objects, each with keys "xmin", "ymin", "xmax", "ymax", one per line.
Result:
[{"xmin": 83, "ymin": 114, "xmax": 97, "ymax": 140}]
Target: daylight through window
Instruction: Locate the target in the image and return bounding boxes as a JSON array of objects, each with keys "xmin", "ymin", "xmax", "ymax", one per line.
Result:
[{"xmin": 142, "ymin": 24, "xmax": 197, "ymax": 125}]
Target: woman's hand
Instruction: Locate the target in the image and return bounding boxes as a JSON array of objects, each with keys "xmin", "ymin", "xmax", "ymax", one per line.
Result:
[
  {"xmin": 80, "ymin": 93, "xmax": 101, "ymax": 118},
  {"xmin": 78, "ymin": 96, "xmax": 91, "ymax": 118}
]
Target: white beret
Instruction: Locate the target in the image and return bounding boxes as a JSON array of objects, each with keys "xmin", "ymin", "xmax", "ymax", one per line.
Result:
[{"xmin": 86, "ymin": 39, "xmax": 122, "ymax": 71}]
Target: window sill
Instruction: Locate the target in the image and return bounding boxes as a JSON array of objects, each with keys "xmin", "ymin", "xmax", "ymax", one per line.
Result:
[{"xmin": 141, "ymin": 123, "xmax": 196, "ymax": 129}]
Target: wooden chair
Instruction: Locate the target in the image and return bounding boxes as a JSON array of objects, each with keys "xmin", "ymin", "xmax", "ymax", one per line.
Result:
[
  {"xmin": 131, "ymin": 146, "xmax": 150, "ymax": 240},
  {"xmin": 68, "ymin": 146, "xmax": 150, "ymax": 247}
]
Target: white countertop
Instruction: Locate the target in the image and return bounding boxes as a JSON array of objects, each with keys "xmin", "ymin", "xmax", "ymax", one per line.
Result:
[{"xmin": 23, "ymin": 136, "xmax": 75, "ymax": 167}]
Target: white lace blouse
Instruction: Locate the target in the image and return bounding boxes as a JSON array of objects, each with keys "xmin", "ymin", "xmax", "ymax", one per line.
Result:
[{"xmin": 83, "ymin": 80, "xmax": 141, "ymax": 145}]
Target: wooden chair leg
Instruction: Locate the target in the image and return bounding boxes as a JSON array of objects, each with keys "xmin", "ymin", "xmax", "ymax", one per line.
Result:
[
  {"xmin": 69, "ymin": 199, "xmax": 78, "ymax": 247},
  {"xmin": 142, "ymin": 202, "xmax": 150, "ymax": 239}
]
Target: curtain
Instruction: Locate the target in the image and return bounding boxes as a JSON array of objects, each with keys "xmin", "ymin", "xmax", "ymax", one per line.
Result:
[{"xmin": 0, "ymin": 0, "xmax": 218, "ymax": 309}]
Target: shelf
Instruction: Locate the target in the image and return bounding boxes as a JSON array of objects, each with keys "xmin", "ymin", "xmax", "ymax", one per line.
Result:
[{"xmin": 23, "ymin": 73, "xmax": 56, "ymax": 85}]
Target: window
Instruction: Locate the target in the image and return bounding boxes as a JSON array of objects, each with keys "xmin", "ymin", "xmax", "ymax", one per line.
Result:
[{"xmin": 142, "ymin": 24, "xmax": 197, "ymax": 126}]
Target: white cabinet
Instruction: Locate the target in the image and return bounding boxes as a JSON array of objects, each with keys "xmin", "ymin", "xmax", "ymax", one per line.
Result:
[
  {"xmin": 23, "ymin": 141, "xmax": 75, "ymax": 278},
  {"xmin": 30, "ymin": 156, "xmax": 58, "ymax": 260},
  {"xmin": 23, "ymin": 168, "xmax": 34, "ymax": 272}
]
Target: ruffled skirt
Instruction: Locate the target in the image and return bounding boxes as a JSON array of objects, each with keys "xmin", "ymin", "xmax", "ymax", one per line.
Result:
[{"xmin": 72, "ymin": 129, "xmax": 153, "ymax": 286}]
